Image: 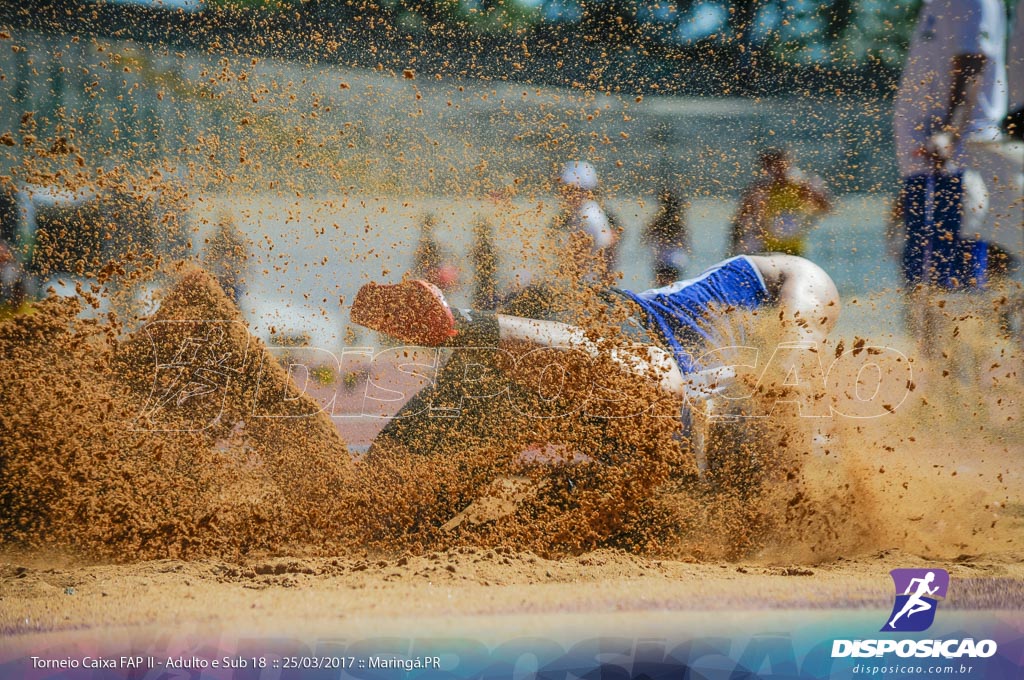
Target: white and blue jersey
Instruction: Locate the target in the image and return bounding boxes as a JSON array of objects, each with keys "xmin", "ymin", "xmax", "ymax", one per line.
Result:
[{"xmin": 616, "ymin": 256, "xmax": 771, "ymax": 373}]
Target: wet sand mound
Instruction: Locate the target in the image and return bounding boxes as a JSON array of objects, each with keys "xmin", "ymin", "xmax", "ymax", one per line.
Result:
[
  {"xmin": 0, "ymin": 269, "xmax": 350, "ymax": 560},
  {"xmin": 115, "ymin": 268, "xmax": 352, "ymax": 527}
]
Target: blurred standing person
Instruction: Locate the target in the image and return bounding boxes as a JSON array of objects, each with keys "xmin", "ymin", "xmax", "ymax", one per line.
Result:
[
  {"xmin": 470, "ymin": 219, "xmax": 499, "ymax": 309},
  {"xmin": 0, "ymin": 240, "xmax": 28, "ymax": 319},
  {"xmin": 203, "ymin": 213, "xmax": 249, "ymax": 305},
  {"xmin": 0, "ymin": 184, "xmax": 28, "ymax": 317},
  {"xmin": 1006, "ymin": 1, "xmax": 1024, "ymax": 140},
  {"xmin": 729, "ymin": 149, "xmax": 833, "ymax": 257},
  {"xmin": 894, "ymin": 0, "xmax": 1019, "ymax": 292},
  {"xmin": 946, "ymin": 1, "xmax": 1022, "ymax": 261},
  {"xmin": 412, "ymin": 213, "xmax": 460, "ymax": 293},
  {"xmin": 643, "ymin": 187, "xmax": 691, "ymax": 287},
  {"xmin": 0, "ymin": 182, "xmax": 19, "ymax": 248},
  {"xmin": 549, "ymin": 161, "xmax": 619, "ymax": 285},
  {"xmin": 412, "ymin": 213, "xmax": 441, "ymax": 282}
]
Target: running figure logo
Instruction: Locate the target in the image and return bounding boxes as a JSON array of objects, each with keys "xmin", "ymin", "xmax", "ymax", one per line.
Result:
[{"xmin": 881, "ymin": 569, "xmax": 950, "ymax": 632}]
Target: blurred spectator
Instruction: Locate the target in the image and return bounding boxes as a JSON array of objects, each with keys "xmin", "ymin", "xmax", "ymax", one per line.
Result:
[
  {"xmin": 0, "ymin": 184, "xmax": 28, "ymax": 315},
  {"xmin": 895, "ymin": 0, "xmax": 1021, "ymax": 292},
  {"xmin": 202, "ymin": 213, "xmax": 249, "ymax": 304},
  {"xmin": 890, "ymin": 168, "xmax": 989, "ymax": 288},
  {"xmin": 0, "ymin": 183, "xmax": 18, "ymax": 246},
  {"xmin": 643, "ymin": 186, "xmax": 691, "ymax": 287},
  {"xmin": 729, "ymin": 148, "xmax": 832, "ymax": 257},
  {"xmin": 1003, "ymin": 1, "xmax": 1023, "ymax": 140},
  {"xmin": 549, "ymin": 160, "xmax": 619, "ymax": 284},
  {"xmin": 470, "ymin": 219, "xmax": 499, "ymax": 309},
  {"xmin": 412, "ymin": 212, "xmax": 460, "ymax": 292},
  {"xmin": 890, "ymin": 189, "xmax": 1016, "ymax": 291},
  {"xmin": 950, "ymin": 239, "xmax": 1018, "ymax": 291},
  {"xmin": 0, "ymin": 239, "xmax": 28, "ymax": 318}
]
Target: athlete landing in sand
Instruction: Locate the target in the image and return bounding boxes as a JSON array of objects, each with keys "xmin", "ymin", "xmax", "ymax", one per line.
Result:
[
  {"xmin": 352, "ymin": 254, "xmax": 840, "ymax": 463},
  {"xmin": 353, "ymin": 254, "xmax": 839, "ymax": 404}
]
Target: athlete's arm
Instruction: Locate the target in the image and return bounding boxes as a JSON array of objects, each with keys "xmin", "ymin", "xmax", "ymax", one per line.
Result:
[
  {"xmin": 796, "ymin": 177, "xmax": 833, "ymax": 215},
  {"xmin": 926, "ymin": 52, "xmax": 987, "ymax": 166},
  {"xmin": 945, "ymin": 53, "xmax": 987, "ymax": 132},
  {"xmin": 731, "ymin": 184, "xmax": 769, "ymax": 253}
]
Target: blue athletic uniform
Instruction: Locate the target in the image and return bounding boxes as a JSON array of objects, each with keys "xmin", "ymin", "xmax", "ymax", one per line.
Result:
[
  {"xmin": 900, "ymin": 172, "xmax": 998, "ymax": 291},
  {"xmin": 616, "ymin": 255, "xmax": 771, "ymax": 373},
  {"xmin": 901, "ymin": 172, "xmax": 965, "ymax": 289}
]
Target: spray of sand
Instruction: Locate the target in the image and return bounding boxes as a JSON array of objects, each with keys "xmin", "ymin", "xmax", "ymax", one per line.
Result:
[
  {"xmin": 0, "ymin": 267, "xmax": 351, "ymax": 560},
  {"xmin": 1, "ymin": 254, "xmax": 1021, "ymax": 565}
]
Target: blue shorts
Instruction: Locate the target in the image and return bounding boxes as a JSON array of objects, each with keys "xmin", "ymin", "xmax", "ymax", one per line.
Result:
[
  {"xmin": 615, "ymin": 256, "xmax": 771, "ymax": 373},
  {"xmin": 901, "ymin": 172, "xmax": 965, "ymax": 288}
]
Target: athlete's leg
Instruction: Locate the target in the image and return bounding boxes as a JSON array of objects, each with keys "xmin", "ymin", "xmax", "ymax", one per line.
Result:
[
  {"xmin": 367, "ymin": 345, "xmax": 516, "ymax": 459},
  {"xmin": 351, "ymin": 280, "xmax": 458, "ymax": 346},
  {"xmin": 352, "ymin": 279, "xmax": 734, "ymax": 402},
  {"xmin": 361, "ymin": 284, "xmax": 673, "ymax": 459}
]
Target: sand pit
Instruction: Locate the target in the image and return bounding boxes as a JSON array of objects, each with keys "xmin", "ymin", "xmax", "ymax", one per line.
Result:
[
  {"xmin": 1, "ymin": 270, "xmax": 1022, "ymax": 646},
  {"xmin": 1, "ymin": 188, "xmax": 1022, "ymax": 673},
  {"xmin": 2, "ymin": 546, "xmax": 1023, "ymax": 638},
  {"xmin": 1, "ymin": 18, "xmax": 1022, "ymax": 677}
]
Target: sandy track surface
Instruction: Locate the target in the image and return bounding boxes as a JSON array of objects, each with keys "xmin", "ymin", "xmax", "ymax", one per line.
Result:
[{"xmin": 2, "ymin": 547, "xmax": 1023, "ymax": 642}]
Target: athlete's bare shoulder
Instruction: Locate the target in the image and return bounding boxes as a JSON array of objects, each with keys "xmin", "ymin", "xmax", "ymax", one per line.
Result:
[
  {"xmin": 745, "ymin": 253, "xmax": 840, "ymax": 340},
  {"xmin": 746, "ymin": 253, "xmax": 833, "ymax": 289}
]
